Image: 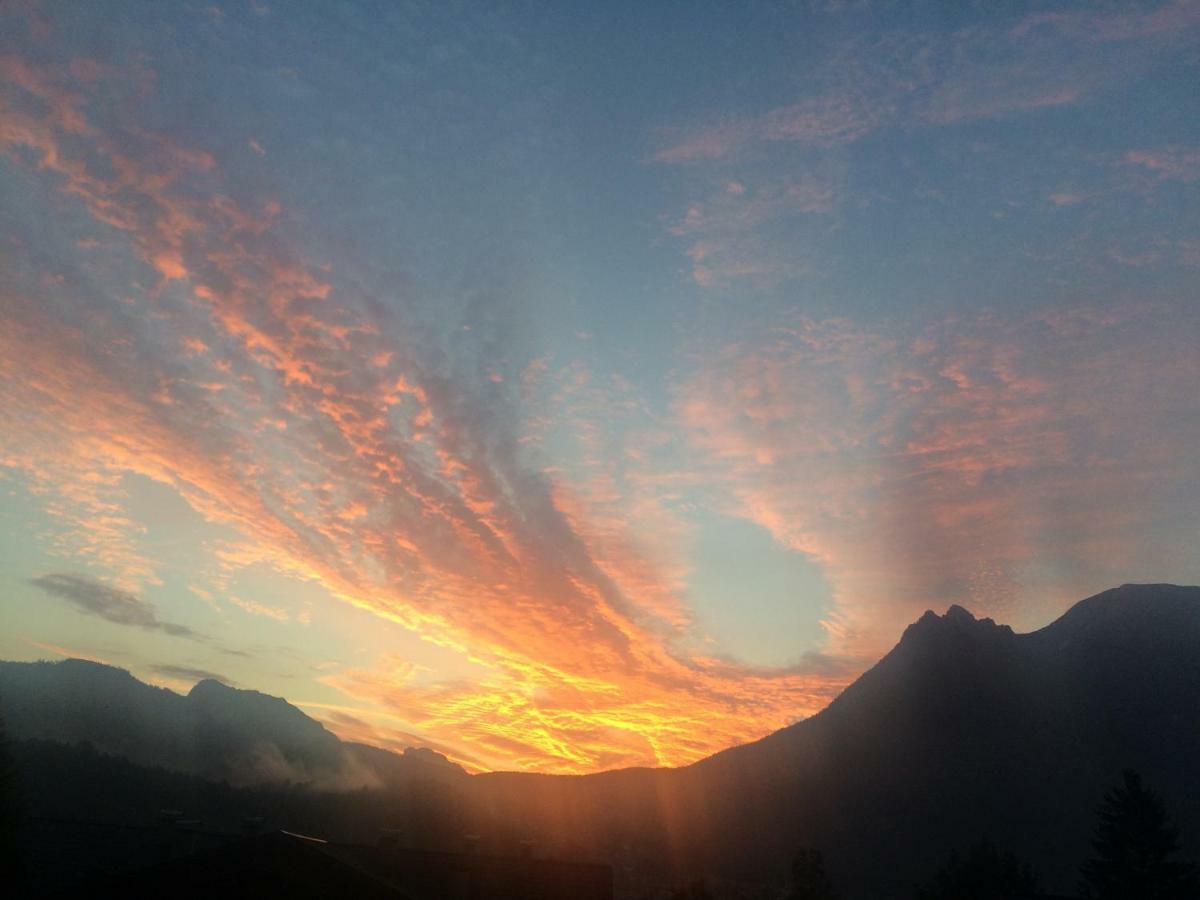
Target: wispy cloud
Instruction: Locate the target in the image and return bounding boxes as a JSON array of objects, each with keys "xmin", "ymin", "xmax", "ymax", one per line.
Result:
[
  {"xmin": 1012, "ymin": 2, "xmax": 1200, "ymax": 44},
  {"xmin": 228, "ymin": 595, "xmax": 290, "ymax": 622},
  {"xmin": 655, "ymin": 91, "xmax": 885, "ymax": 164},
  {"xmin": 1125, "ymin": 148, "xmax": 1200, "ymax": 183},
  {"xmin": 30, "ymin": 573, "xmax": 202, "ymax": 640},
  {"xmin": 147, "ymin": 663, "xmax": 233, "ymax": 685},
  {"xmin": 676, "ymin": 303, "xmax": 1200, "ymax": 656},
  {"xmin": 665, "ymin": 175, "xmax": 834, "ymax": 286},
  {"xmin": 655, "ymin": 3, "xmax": 1196, "ymax": 164},
  {"xmin": 0, "ymin": 49, "xmax": 850, "ymax": 773},
  {"xmin": 22, "ymin": 637, "xmax": 110, "ymax": 665}
]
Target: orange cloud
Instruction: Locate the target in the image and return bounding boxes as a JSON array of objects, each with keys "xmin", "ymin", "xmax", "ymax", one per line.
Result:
[
  {"xmin": 22, "ymin": 638, "xmax": 110, "ymax": 665},
  {"xmin": 7, "ymin": 42, "xmax": 1195, "ymax": 777},
  {"xmin": 0, "ymin": 53, "xmax": 853, "ymax": 773}
]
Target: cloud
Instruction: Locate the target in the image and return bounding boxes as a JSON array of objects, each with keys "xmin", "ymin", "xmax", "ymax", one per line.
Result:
[
  {"xmin": 0, "ymin": 50, "xmax": 852, "ymax": 773},
  {"xmin": 31, "ymin": 573, "xmax": 203, "ymax": 640},
  {"xmin": 675, "ymin": 303, "xmax": 1200, "ymax": 657},
  {"xmin": 665, "ymin": 176, "xmax": 834, "ymax": 286},
  {"xmin": 655, "ymin": 119, "xmax": 751, "ymax": 165},
  {"xmin": 1049, "ymin": 192, "xmax": 1087, "ymax": 207},
  {"xmin": 6, "ymin": 18, "xmax": 1197, "ymax": 777},
  {"xmin": 667, "ymin": 178, "xmax": 832, "ymax": 238},
  {"xmin": 920, "ymin": 77, "xmax": 1082, "ymax": 125},
  {"xmin": 302, "ymin": 703, "xmax": 484, "ymax": 771},
  {"xmin": 22, "ymin": 637, "xmax": 110, "ymax": 665},
  {"xmin": 655, "ymin": 90, "xmax": 887, "ymax": 163},
  {"xmin": 651, "ymin": 9, "xmax": 1198, "ymax": 282},
  {"xmin": 147, "ymin": 663, "xmax": 233, "ymax": 685},
  {"xmin": 228, "ymin": 595, "xmax": 290, "ymax": 622},
  {"xmin": 1125, "ymin": 148, "xmax": 1200, "ymax": 184},
  {"xmin": 655, "ymin": 4, "xmax": 1197, "ymax": 164},
  {"xmin": 1012, "ymin": 3, "xmax": 1200, "ymax": 44}
]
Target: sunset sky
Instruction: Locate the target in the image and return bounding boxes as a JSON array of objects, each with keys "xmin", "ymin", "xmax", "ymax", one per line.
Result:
[{"xmin": 2, "ymin": 0, "xmax": 1199, "ymax": 774}]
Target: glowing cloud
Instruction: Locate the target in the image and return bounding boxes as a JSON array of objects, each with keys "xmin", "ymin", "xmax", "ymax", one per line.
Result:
[
  {"xmin": 0, "ymin": 49, "xmax": 850, "ymax": 773},
  {"xmin": 2, "ymin": 2, "xmax": 1198, "ymax": 775}
]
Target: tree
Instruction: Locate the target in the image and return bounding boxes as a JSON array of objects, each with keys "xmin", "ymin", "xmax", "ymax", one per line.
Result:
[
  {"xmin": 914, "ymin": 840, "xmax": 1037, "ymax": 900},
  {"xmin": 1080, "ymin": 769, "xmax": 1200, "ymax": 900},
  {"xmin": 790, "ymin": 847, "xmax": 838, "ymax": 900},
  {"xmin": 0, "ymin": 709, "xmax": 26, "ymax": 884},
  {"xmin": 668, "ymin": 878, "xmax": 714, "ymax": 900}
]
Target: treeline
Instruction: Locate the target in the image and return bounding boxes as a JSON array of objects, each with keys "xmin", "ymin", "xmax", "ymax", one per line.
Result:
[
  {"xmin": 5, "ymin": 737, "xmax": 475, "ymax": 847},
  {"xmin": 769, "ymin": 769, "xmax": 1199, "ymax": 900},
  {"xmin": 4, "ymin": 733, "xmax": 1198, "ymax": 899}
]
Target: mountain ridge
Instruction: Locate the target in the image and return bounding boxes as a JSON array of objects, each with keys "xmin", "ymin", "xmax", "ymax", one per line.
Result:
[
  {"xmin": 465, "ymin": 584, "xmax": 1200, "ymax": 895},
  {"xmin": 0, "ymin": 656, "xmax": 465, "ymax": 790}
]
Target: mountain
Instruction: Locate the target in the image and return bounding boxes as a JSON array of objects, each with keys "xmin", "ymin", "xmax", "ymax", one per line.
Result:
[
  {"xmin": 466, "ymin": 584, "xmax": 1200, "ymax": 896},
  {"xmin": 3, "ymin": 584, "xmax": 1199, "ymax": 898},
  {"xmin": 0, "ymin": 658, "xmax": 464, "ymax": 790}
]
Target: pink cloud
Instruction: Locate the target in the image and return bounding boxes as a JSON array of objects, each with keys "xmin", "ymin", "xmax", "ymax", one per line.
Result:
[
  {"xmin": 676, "ymin": 305, "xmax": 1200, "ymax": 659},
  {"xmin": 921, "ymin": 77, "xmax": 1083, "ymax": 125},
  {"xmin": 656, "ymin": 5, "xmax": 1195, "ymax": 167},
  {"xmin": 654, "ymin": 119, "xmax": 753, "ymax": 164},
  {"xmin": 0, "ymin": 53, "xmax": 855, "ymax": 773},
  {"xmin": 665, "ymin": 177, "xmax": 832, "ymax": 286},
  {"xmin": 1049, "ymin": 192, "xmax": 1087, "ymax": 207},
  {"xmin": 22, "ymin": 638, "xmax": 110, "ymax": 665},
  {"xmin": 1126, "ymin": 148, "xmax": 1200, "ymax": 183},
  {"xmin": 655, "ymin": 91, "xmax": 884, "ymax": 164},
  {"xmin": 759, "ymin": 93, "xmax": 884, "ymax": 145},
  {"xmin": 1013, "ymin": 3, "xmax": 1200, "ymax": 44}
]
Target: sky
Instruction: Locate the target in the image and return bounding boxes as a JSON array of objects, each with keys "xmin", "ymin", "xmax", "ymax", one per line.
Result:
[{"xmin": 1, "ymin": 0, "xmax": 1198, "ymax": 774}]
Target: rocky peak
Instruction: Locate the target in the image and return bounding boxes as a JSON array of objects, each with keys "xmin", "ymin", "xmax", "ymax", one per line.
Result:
[{"xmin": 901, "ymin": 603, "xmax": 1014, "ymax": 649}]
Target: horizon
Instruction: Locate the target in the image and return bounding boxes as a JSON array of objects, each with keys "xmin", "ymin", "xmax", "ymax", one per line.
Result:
[
  {"xmin": 3, "ymin": 582, "xmax": 1190, "ymax": 775},
  {"xmin": 3, "ymin": 0, "xmax": 1200, "ymax": 776},
  {"xmin": 5, "ymin": 579, "xmax": 1199, "ymax": 898}
]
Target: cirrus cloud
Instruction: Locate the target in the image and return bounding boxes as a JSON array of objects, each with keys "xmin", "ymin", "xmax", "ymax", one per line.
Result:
[{"xmin": 0, "ymin": 48, "xmax": 852, "ymax": 773}]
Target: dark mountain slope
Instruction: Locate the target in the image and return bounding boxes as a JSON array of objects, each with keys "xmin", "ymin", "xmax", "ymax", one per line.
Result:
[
  {"xmin": 469, "ymin": 585, "xmax": 1200, "ymax": 896},
  {"xmin": 3, "ymin": 585, "xmax": 1198, "ymax": 898},
  {"xmin": 0, "ymin": 659, "xmax": 464, "ymax": 790}
]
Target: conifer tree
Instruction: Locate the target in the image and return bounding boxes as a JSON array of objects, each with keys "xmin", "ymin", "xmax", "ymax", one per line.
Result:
[
  {"xmin": 1080, "ymin": 769, "xmax": 1200, "ymax": 900},
  {"xmin": 914, "ymin": 840, "xmax": 1037, "ymax": 900},
  {"xmin": 0, "ymin": 709, "xmax": 25, "ymax": 882},
  {"xmin": 790, "ymin": 846, "xmax": 838, "ymax": 900}
]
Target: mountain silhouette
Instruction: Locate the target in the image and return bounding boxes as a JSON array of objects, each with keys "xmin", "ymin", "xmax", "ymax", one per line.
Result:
[
  {"xmin": 3, "ymin": 584, "xmax": 1198, "ymax": 898},
  {"xmin": 466, "ymin": 584, "xmax": 1200, "ymax": 895},
  {"xmin": 0, "ymin": 659, "xmax": 463, "ymax": 790}
]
